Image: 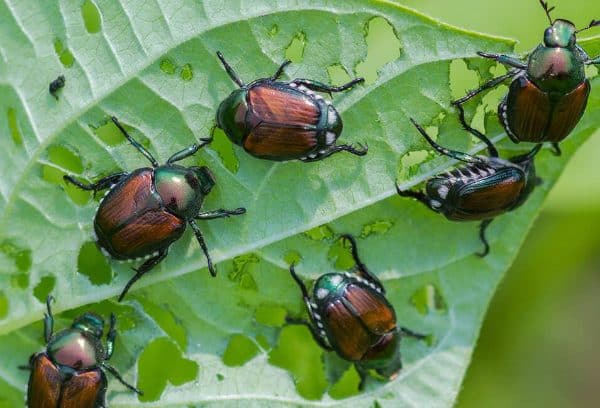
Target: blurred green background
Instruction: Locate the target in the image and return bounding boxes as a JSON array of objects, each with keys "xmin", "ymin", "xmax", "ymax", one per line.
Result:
[{"xmin": 393, "ymin": 0, "xmax": 600, "ymax": 406}]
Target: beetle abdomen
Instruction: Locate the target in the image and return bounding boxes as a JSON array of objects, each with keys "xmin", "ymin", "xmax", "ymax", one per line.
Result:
[
  {"xmin": 503, "ymin": 76, "xmax": 590, "ymax": 143},
  {"xmin": 102, "ymin": 209, "xmax": 186, "ymax": 258},
  {"xmin": 28, "ymin": 353, "xmax": 61, "ymax": 407}
]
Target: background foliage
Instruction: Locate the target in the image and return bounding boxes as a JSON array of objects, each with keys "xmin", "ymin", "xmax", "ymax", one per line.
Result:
[{"xmin": 0, "ymin": 0, "xmax": 598, "ymax": 407}]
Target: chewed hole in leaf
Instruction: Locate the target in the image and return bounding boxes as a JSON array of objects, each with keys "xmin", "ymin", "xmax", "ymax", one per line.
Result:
[
  {"xmin": 411, "ymin": 284, "xmax": 448, "ymax": 315},
  {"xmin": 397, "ymin": 150, "xmax": 431, "ymax": 181},
  {"xmin": 327, "ymin": 63, "xmax": 352, "ymax": 85},
  {"xmin": 137, "ymin": 337, "xmax": 198, "ymax": 402},
  {"xmin": 6, "ymin": 108, "xmax": 23, "ymax": 146},
  {"xmin": 303, "ymin": 224, "xmax": 334, "ymax": 241},
  {"xmin": 81, "ymin": 0, "xmax": 102, "ymax": 34},
  {"xmin": 0, "ymin": 240, "xmax": 32, "ymax": 273},
  {"xmin": 268, "ymin": 24, "xmax": 279, "ymax": 37},
  {"xmin": 33, "ymin": 276, "xmax": 56, "ymax": 303},
  {"xmin": 585, "ymin": 64, "xmax": 598, "ymax": 79},
  {"xmin": 53, "ymin": 39, "xmax": 75, "ymax": 68},
  {"xmin": 329, "ymin": 364, "xmax": 361, "ymax": 399},
  {"xmin": 222, "ymin": 334, "xmax": 260, "ymax": 366},
  {"xmin": 136, "ymin": 297, "xmax": 187, "ymax": 349},
  {"xmin": 210, "ymin": 128, "xmax": 239, "ymax": 173},
  {"xmin": 228, "ymin": 254, "xmax": 259, "ymax": 290},
  {"xmin": 360, "ymin": 220, "xmax": 394, "ymax": 238},
  {"xmin": 180, "ymin": 63, "xmax": 194, "ymax": 81},
  {"xmin": 255, "ymin": 304, "xmax": 287, "ymax": 327},
  {"xmin": 0, "ymin": 292, "xmax": 9, "ymax": 319},
  {"xmin": 269, "ymin": 324, "xmax": 327, "ymax": 400},
  {"xmin": 449, "ymin": 59, "xmax": 480, "ymax": 101},
  {"xmin": 160, "ymin": 58, "xmax": 177, "ymax": 75},
  {"xmin": 11, "ymin": 273, "xmax": 29, "ymax": 289},
  {"xmin": 355, "ymin": 17, "xmax": 401, "ymax": 84},
  {"xmin": 327, "ymin": 236, "xmax": 356, "ymax": 270},
  {"xmin": 77, "ymin": 241, "xmax": 112, "ymax": 285},
  {"xmin": 92, "ymin": 119, "xmax": 126, "ymax": 146},
  {"xmin": 285, "ymin": 31, "xmax": 307, "ymax": 63},
  {"xmin": 284, "ymin": 250, "xmax": 302, "ymax": 266},
  {"xmin": 42, "ymin": 145, "xmax": 89, "ymax": 205}
]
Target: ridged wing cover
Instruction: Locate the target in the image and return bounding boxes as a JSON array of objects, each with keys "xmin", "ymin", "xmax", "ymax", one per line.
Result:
[
  {"xmin": 95, "ymin": 168, "xmax": 186, "ymax": 258},
  {"xmin": 59, "ymin": 369, "xmax": 106, "ymax": 408},
  {"xmin": 503, "ymin": 76, "xmax": 590, "ymax": 143},
  {"xmin": 28, "ymin": 354, "xmax": 61, "ymax": 408},
  {"xmin": 321, "ymin": 283, "xmax": 397, "ymax": 362},
  {"xmin": 243, "ymin": 83, "xmax": 320, "ymax": 160}
]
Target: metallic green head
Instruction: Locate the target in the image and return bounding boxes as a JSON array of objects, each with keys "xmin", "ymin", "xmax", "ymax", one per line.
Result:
[
  {"xmin": 72, "ymin": 312, "xmax": 105, "ymax": 339},
  {"xmin": 544, "ymin": 19, "xmax": 576, "ymax": 48},
  {"xmin": 155, "ymin": 165, "xmax": 215, "ymax": 219}
]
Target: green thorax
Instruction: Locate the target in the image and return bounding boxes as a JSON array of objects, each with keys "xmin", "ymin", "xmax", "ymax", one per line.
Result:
[
  {"xmin": 313, "ymin": 273, "xmax": 349, "ymax": 302},
  {"xmin": 528, "ymin": 20, "xmax": 586, "ymax": 92},
  {"xmin": 47, "ymin": 329, "xmax": 101, "ymax": 369},
  {"xmin": 217, "ymin": 89, "xmax": 249, "ymax": 145},
  {"xmin": 154, "ymin": 165, "xmax": 214, "ymax": 219}
]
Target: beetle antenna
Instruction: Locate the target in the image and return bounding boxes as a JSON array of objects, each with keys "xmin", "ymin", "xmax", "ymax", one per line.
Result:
[
  {"xmin": 111, "ymin": 117, "xmax": 159, "ymax": 167},
  {"xmin": 575, "ymin": 19, "xmax": 600, "ymax": 34},
  {"xmin": 216, "ymin": 51, "xmax": 245, "ymax": 88},
  {"xmin": 539, "ymin": 0, "xmax": 554, "ymax": 25}
]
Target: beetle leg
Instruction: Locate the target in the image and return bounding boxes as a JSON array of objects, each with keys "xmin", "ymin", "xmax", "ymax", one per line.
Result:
[
  {"xmin": 452, "ymin": 69, "xmax": 519, "ymax": 111},
  {"xmin": 476, "ymin": 52, "xmax": 527, "ymax": 70},
  {"xmin": 18, "ymin": 353, "xmax": 36, "ymax": 370},
  {"xmin": 196, "ymin": 207, "xmax": 246, "ymax": 220},
  {"xmin": 111, "ymin": 116, "xmax": 159, "ymax": 167},
  {"xmin": 476, "ymin": 219, "xmax": 493, "ymax": 257},
  {"xmin": 271, "ymin": 59, "xmax": 292, "ymax": 80},
  {"xmin": 410, "ymin": 118, "xmax": 484, "ymax": 165},
  {"xmin": 291, "ymin": 77, "xmax": 364, "ymax": 94},
  {"xmin": 299, "ymin": 143, "xmax": 368, "ymax": 162},
  {"xmin": 44, "ymin": 295, "xmax": 54, "ymax": 342},
  {"xmin": 395, "ymin": 184, "xmax": 437, "ymax": 210},
  {"xmin": 216, "ymin": 51, "xmax": 245, "ymax": 87},
  {"xmin": 455, "ymin": 103, "xmax": 499, "ymax": 157},
  {"xmin": 285, "ymin": 316, "xmax": 333, "ymax": 351},
  {"xmin": 118, "ymin": 249, "xmax": 168, "ymax": 302},
  {"xmin": 102, "ymin": 362, "xmax": 143, "ymax": 395},
  {"xmin": 339, "ymin": 234, "xmax": 385, "ymax": 293},
  {"xmin": 550, "ymin": 142, "xmax": 561, "ymax": 156},
  {"xmin": 399, "ymin": 326, "xmax": 427, "ymax": 340},
  {"xmin": 188, "ymin": 220, "xmax": 216, "ymax": 277},
  {"xmin": 105, "ymin": 313, "xmax": 117, "ymax": 360},
  {"xmin": 63, "ymin": 172, "xmax": 128, "ymax": 197},
  {"xmin": 356, "ymin": 364, "xmax": 369, "ymax": 391},
  {"xmin": 166, "ymin": 138, "xmax": 213, "ymax": 164},
  {"xmin": 587, "ymin": 55, "xmax": 600, "ymax": 65}
]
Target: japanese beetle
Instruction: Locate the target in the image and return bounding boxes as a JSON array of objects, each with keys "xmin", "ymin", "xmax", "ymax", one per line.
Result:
[
  {"xmin": 49, "ymin": 75, "xmax": 65, "ymax": 100},
  {"xmin": 397, "ymin": 119, "xmax": 541, "ymax": 257},
  {"xmin": 287, "ymin": 234, "xmax": 425, "ymax": 389},
  {"xmin": 24, "ymin": 296, "xmax": 142, "ymax": 407},
  {"xmin": 64, "ymin": 116, "xmax": 246, "ymax": 301},
  {"xmin": 453, "ymin": 1, "xmax": 600, "ymax": 151},
  {"xmin": 215, "ymin": 51, "xmax": 368, "ymax": 162}
]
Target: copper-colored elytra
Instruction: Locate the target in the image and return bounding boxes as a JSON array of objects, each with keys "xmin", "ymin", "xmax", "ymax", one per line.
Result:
[
  {"xmin": 244, "ymin": 125, "xmax": 318, "ymax": 157},
  {"xmin": 58, "ymin": 369, "xmax": 105, "ymax": 408},
  {"xmin": 344, "ymin": 284, "xmax": 396, "ymax": 335},
  {"xmin": 546, "ymin": 80, "xmax": 590, "ymax": 141},
  {"xmin": 457, "ymin": 175, "xmax": 525, "ymax": 214},
  {"xmin": 110, "ymin": 210, "xmax": 185, "ymax": 257},
  {"xmin": 324, "ymin": 299, "xmax": 372, "ymax": 361},
  {"xmin": 95, "ymin": 169, "xmax": 160, "ymax": 233},
  {"xmin": 248, "ymin": 84, "xmax": 320, "ymax": 126},
  {"xmin": 28, "ymin": 354, "xmax": 61, "ymax": 407}
]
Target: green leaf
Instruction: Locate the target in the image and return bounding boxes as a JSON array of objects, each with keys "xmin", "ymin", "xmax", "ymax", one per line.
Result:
[{"xmin": 0, "ymin": 0, "xmax": 598, "ymax": 407}]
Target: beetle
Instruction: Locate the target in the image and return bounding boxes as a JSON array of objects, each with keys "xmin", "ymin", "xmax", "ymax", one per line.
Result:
[
  {"xmin": 215, "ymin": 51, "xmax": 368, "ymax": 162},
  {"xmin": 24, "ymin": 296, "xmax": 142, "ymax": 407},
  {"xmin": 49, "ymin": 75, "xmax": 65, "ymax": 100},
  {"xmin": 64, "ymin": 116, "xmax": 246, "ymax": 301},
  {"xmin": 397, "ymin": 119, "xmax": 542, "ymax": 257},
  {"xmin": 287, "ymin": 234, "xmax": 425, "ymax": 389},
  {"xmin": 453, "ymin": 0, "xmax": 599, "ymax": 153}
]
